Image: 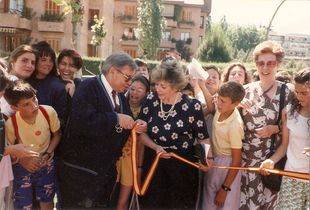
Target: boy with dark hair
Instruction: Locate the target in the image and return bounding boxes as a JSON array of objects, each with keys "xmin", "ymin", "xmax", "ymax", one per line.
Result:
[
  {"xmin": 4, "ymin": 80, "xmax": 61, "ymax": 210},
  {"xmin": 0, "ymin": 66, "xmax": 11, "ymax": 98},
  {"xmin": 201, "ymin": 81, "xmax": 245, "ymax": 210}
]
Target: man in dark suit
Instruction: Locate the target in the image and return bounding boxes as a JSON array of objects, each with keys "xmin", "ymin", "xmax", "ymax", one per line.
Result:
[{"xmin": 59, "ymin": 52, "xmax": 146, "ymax": 208}]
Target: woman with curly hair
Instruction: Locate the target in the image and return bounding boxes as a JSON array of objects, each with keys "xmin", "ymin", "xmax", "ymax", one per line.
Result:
[{"xmin": 239, "ymin": 41, "xmax": 293, "ymax": 209}]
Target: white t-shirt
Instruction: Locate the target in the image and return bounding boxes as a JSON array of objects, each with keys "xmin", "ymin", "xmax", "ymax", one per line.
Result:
[{"xmin": 285, "ymin": 105, "xmax": 310, "ymax": 176}]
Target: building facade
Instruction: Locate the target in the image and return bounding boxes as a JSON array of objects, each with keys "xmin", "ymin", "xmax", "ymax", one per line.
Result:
[
  {"xmin": 269, "ymin": 32, "xmax": 310, "ymax": 59},
  {"xmin": 0, "ymin": 0, "xmax": 211, "ymax": 59}
]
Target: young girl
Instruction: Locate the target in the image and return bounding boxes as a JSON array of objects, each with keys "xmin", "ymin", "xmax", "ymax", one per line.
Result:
[
  {"xmin": 261, "ymin": 68, "xmax": 310, "ymax": 209},
  {"xmin": 222, "ymin": 62, "xmax": 251, "ymax": 85}
]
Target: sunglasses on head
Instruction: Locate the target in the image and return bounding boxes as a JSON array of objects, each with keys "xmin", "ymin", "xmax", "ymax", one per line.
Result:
[{"xmin": 256, "ymin": 60, "xmax": 277, "ymax": 68}]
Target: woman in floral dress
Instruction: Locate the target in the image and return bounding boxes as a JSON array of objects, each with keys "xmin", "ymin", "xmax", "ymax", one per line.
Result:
[
  {"xmin": 239, "ymin": 41, "xmax": 293, "ymax": 209},
  {"xmin": 138, "ymin": 58, "xmax": 209, "ymax": 209}
]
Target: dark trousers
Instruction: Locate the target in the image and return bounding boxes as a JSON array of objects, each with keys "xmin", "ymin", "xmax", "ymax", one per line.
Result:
[
  {"xmin": 140, "ymin": 148, "xmax": 199, "ymax": 209},
  {"xmin": 58, "ymin": 161, "xmax": 117, "ymax": 208}
]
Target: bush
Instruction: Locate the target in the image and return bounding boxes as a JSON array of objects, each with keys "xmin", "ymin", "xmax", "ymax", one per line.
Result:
[
  {"xmin": 81, "ymin": 56, "xmax": 305, "ymax": 78},
  {"xmin": 82, "ymin": 57, "xmax": 101, "ymax": 75},
  {"xmin": 40, "ymin": 12, "xmax": 65, "ymax": 22}
]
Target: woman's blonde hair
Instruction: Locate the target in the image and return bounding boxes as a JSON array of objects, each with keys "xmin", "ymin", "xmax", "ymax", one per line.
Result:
[
  {"xmin": 8, "ymin": 45, "xmax": 37, "ymax": 72},
  {"xmin": 253, "ymin": 40, "xmax": 284, "ymax": 62},
  {"xmin": 151, "ymin": 58, "xmax": 187, "ymax": 91}
]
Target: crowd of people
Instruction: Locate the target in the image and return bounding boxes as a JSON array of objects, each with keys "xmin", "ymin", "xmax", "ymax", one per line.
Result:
[{"xmin": 0, "ymin": 40, "xmax": 309, "ymax": 210}]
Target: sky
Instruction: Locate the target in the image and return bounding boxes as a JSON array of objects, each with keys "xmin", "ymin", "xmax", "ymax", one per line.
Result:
[{"xmin": 211, "ymin": 0, "xmax": 310, "ymax": 35}]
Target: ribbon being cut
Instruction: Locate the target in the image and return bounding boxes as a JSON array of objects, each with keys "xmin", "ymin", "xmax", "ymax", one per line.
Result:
[{"xmin": 131, "ymin": 128, "xmax": 310, "ymax": 196}]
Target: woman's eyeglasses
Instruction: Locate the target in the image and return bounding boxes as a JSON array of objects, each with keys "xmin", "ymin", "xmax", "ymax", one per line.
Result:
[
  {"xmin": 256, "ymin": 60, "xmax": 277, "ymax": 68},
  {"xmin": 114, "ymin": 67, "xmax": 132, "ymax": 82}
]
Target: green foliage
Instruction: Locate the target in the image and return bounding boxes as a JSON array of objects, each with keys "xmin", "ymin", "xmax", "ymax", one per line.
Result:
[
  {"xmin": 138, "ymin": 0, "xmax": 165, "ymax": 59},
  {"xmin": 197, "ymin": 24, "xmax": 232, "ymax": 62},
  {"xmin": 90, "ymin": 15, "xmax": 107, "ymax": 46},
  {"xmin": 82, "ymin": 57, "xmax": 101, "ymax": 75},
  {"xmin": 173, "ymin": 5, "xmax": 182, "ymax": 22},
  {"xmin": 40, "ymin": 11, "xmax": 65, "ymax": 22},
  {"xmin": 81, "ymin": 57, "xmax": 306, "ymax": 77},
  {"xmin": 53, "ymin": 0, "xmax": 84, "ymax": 24},
  {"xmin": 21, "ymin": 5, "xmax": 35, "ymax": 20},
  {"xmin": 178, "ymin": 20, "xmax": 195, "ymax": 26},
  {"xmin": 119, "ymin": 14, "xmax": 135, "ymax": 21},
  {"xmin": 227, "ymin": 25, "xmax": 265, "ymax": 61},
  {"xmin": 176, "ymin": 40, "xmax": 191, "ymax": 62}
]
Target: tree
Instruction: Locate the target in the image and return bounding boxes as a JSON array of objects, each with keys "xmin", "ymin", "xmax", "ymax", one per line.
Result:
[
  {"xmin": 53, "ymin": 0, "xmax": 84, "ymax": 49},
  {"xmin": 175, "ymin": 40, "xmax": 191, "ymax": 62},
  {"xmin": 90, "ymin": 15, "xmax": 107, "ymax": 46},
  {"xmin": 197, "ymin": 24, "xmax": 232, "ymax": 62},
  {"xmin": 227, "ymin": 25, "xmax": 265, "ymax": 61},
  {"xmin": 137, "ymin": 0, "xmax": 165, "ymax": 59}
]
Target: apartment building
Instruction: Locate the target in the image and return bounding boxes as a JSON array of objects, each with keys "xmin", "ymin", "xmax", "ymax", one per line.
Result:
[
  {"xmin": 0, "ymin": 0, "xmax": 211, "ymax": 59},
  {"xmin": 269, "ymin": 32, "xmax": 310, "ymax": 59}
]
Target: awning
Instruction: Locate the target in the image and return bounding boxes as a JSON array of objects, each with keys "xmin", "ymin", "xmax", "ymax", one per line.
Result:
[{"xmin": 0, "ymin": 27, "xmax": 16, "ymax": 34}]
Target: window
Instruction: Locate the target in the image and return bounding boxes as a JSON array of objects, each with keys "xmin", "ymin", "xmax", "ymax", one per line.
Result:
[
  {"xmin": 162, "ymin": 4, "xmax": 174, "ymax": 17},
  {"xmin": 1, "ymin": 34, "xmax": 23, "ymax": 52},
  {"xmin": 45, "ymin": 0, "xmax": 60, "ymax": 15},
  {"xmin": 200, "ymin": 16, "xmax": 204, "ymax": 28},
  {"xmin": 45, "ymin": 39, "xmax": 61, "ymax": 52},
  {"xmin": 181, "ymin": 32, "xmax": 190, "ymax": 41},
  {"xmin": 124, "ymin": 5, "xmax": 137, "ymax": 17},
  {"xmin": 88, "ymin": 9, "xmax": 100, "ymax": 30},
  {"xmin": 9, "ymin": 0, "xmax": 23, "ymax": 13},
  {"xmin": 3, "ymin": 0, "xmax": 9, "ymax": 12},
  {"xmin": 162, "ymin": 31, "xmax": 171, "ymax": 41},
  {"xmin": 88, "ymin": 44, "xmax": 98, "ymax": 57},
  {"xmin": 123, "ymin": 27, "xmax": 136, "ymax": 40},
  {"xmin": 181, "ymin": 10, "xmax": 192, "ymax": 21},
  {"xmin": 123, "ymin": 48, "xmax": 137, "ymax": 58}
]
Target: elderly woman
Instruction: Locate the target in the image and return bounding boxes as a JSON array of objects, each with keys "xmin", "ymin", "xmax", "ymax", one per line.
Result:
[
  {"xmin": 139, "ymin": 58, "xmax": 209, "ymax": 209},
  {"xmin": 239, "ymin": 41, "xmax": 293, "ymax": 209}
]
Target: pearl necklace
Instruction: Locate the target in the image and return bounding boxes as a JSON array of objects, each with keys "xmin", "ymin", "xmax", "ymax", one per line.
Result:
[{"xmin": 160, "ymin": 93, "xmax": 180, "ymax": 121}]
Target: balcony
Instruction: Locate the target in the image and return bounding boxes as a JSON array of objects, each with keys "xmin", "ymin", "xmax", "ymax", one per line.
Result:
[
  {"xmin": 178, "ymin": 20, "xmax": 195, "ymax": 29},
  {"xmin": 166, "ymin": 18, "xmax": 177, "ymax": 28},
  {"xmin": 37, "ymin": 21, "xmax": 65, "ymax": 32},
  {"xmin": 120, "ymin": 37, "xmax": 138, "ymax": 46},
  {"xmin": 160, "ymin": 40, "xmax": 176, "ymax": 48},
  {"xmin": 118, "ymin": 14, "xmax": 138, "ymax": 24},
  {"xmin": 0, "ymin": 13, "xmax": 32, "ymax": 30}
]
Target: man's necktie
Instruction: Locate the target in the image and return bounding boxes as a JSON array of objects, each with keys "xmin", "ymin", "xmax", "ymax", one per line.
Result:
[{"xmin": 112, "ymin": 90, "xmax": 121, "ymax": 113}]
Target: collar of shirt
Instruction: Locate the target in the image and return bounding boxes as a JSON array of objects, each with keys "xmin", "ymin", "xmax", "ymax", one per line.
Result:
[{"xmin": 100, "ymin": 74, "xmax": 119, "ymax": 107}]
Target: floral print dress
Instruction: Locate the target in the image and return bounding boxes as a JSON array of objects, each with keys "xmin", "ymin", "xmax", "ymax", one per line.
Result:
[
  {"xmin": 138, "ymin": 92, "xmax": 208, "ymax": 208},
  {"xmin": 240, "ymin": 81, "xmax": 292, "ymax": 210}
]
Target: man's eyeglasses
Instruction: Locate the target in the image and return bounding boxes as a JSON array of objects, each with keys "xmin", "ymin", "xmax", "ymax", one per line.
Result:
[
  {"xmin": 114, "ymin": 67, "xmax": 133, "ymax": 82},
  {"xmin": 256, "ymin": 60, "xmax": 277, "ymax": 68}
]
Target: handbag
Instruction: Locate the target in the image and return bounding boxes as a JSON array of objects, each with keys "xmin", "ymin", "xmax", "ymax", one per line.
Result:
[
  {"xmin": 261, "ymin": 83, "xmax": 287, "ymax": 192},
  {"xmin": 194, "ymin": 143, "xmax": 206, "ymax": 165}
]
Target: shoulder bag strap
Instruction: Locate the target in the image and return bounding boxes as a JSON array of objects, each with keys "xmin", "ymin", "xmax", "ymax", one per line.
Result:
[
  {"xmin": 270, "ymin": 83, "xmax": 287, "ymax": 151},
  {"xmin": 39, "ymin": 106, "xmax": 51, "ymax": 128},
  {"xmin": 11, "ymin": 113, "xmax": 21, "ymax": 144},
  {"xmin": 0, "ymin": 113, "xmax": 5, "ymax": 157}
]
